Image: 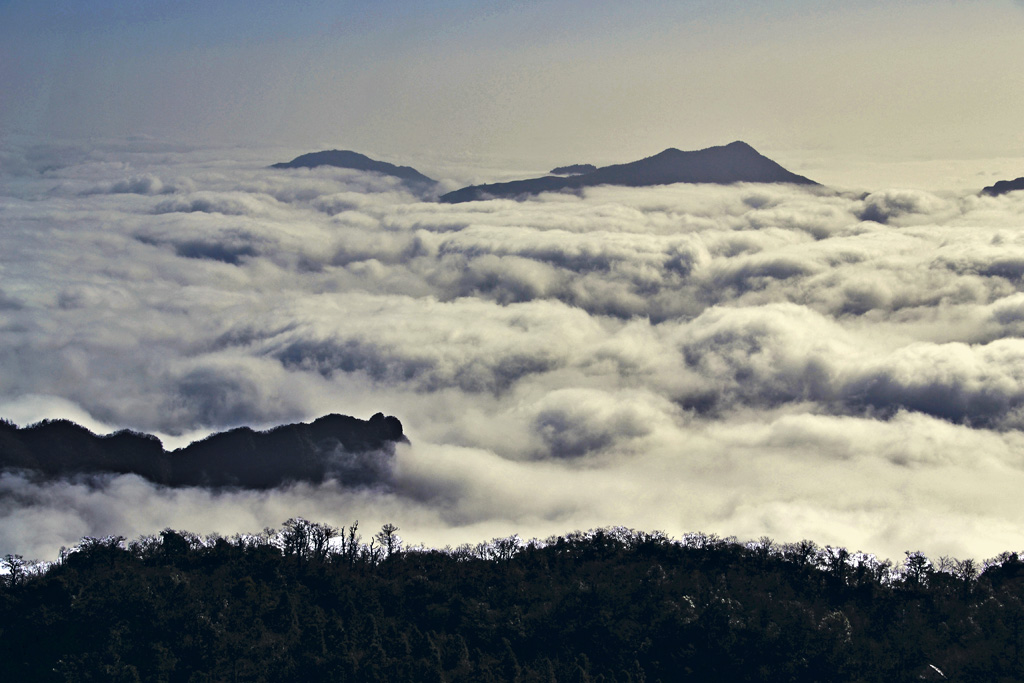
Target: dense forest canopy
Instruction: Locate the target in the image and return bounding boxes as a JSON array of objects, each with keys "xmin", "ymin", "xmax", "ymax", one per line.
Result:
[{"xmin": 3, "ymin": 520, "xmax": 1023, "ymax": 682}]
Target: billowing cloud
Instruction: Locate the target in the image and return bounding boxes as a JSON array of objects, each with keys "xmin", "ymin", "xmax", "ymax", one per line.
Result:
[
  {"xmin": 857, "ymin": 189, "xmax": 952, "ymax": 224},
  {"xmin": 4, "ymin": 139, "xmax": 1024, "ymax": 564},
  {"xmin": 80, "ymin": 173, "xmax": 193, "ymax": 196}
]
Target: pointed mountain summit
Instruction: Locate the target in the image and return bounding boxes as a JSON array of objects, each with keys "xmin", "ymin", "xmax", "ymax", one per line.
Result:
[
  {"xmin": 440, "ymin": 141, "xmax": 818, "ymax": 203},
  {"xmin": 272, "ymin": 150, "xmax": 435, "ymax": 185}
]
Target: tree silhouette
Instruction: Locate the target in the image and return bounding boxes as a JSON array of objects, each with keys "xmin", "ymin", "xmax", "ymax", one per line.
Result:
[{"xmin": 374, "ymin": 523, "xmax": 402, "ymax": 560}]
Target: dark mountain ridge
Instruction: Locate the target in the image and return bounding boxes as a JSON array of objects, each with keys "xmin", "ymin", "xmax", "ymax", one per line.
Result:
[
  {"xmin": 271, "ymin": 150, "xmax": 436, "ymax": 185},
  {"xmin": 0, "ymin": 413, "xmax": 406, "ymax": 489},
  {"xmin": 441, "ymin": 141, "xmax": 819, "ymax": 203},
  {"xmin": 982, "ymin": 176, "xmax": 1024, "ymax": 197}
]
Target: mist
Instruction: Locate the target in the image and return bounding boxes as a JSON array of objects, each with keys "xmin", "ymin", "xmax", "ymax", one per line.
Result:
[{"xmin": 3, "ymin": 139, "xmax": 1024, "ymax": 564}]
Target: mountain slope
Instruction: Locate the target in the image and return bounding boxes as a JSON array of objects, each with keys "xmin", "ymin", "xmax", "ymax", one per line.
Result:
[
  {"xmin": 271, "ymin": 150, "xmax": 435, "ymax": 184},
  {"xmin": 440, "ymin": 141, "xmax": 818, "ymax": 203}
]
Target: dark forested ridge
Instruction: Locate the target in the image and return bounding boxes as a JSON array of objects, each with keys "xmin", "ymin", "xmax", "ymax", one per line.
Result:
[
  {"xmin": 440, "ymin": 142, "xmax": 820, "ymax": 203},
  {"xmin": 0, "ymin": 413, "xmax": 406, "ymax": 489},
  {"xmin": 3, "ymin": 521, "xmax": 1023, "ymax": 682}
]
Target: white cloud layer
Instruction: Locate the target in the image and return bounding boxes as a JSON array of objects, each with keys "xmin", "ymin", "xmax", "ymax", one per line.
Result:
[{"xmin": 3, "ymin": 139, "xmax": 1024, "ymax": 563}]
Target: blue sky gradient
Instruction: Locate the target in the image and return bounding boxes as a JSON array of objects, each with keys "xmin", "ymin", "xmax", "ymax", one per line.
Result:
[{"xmin": 3, "ymin": 1, "xmax": 1024, "ymax": 178}]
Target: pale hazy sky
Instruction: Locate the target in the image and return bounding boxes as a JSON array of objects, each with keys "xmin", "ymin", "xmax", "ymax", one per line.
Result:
[{"xmin": 3, "ymin": 0, "xmax": 1024, "ymax": 182}]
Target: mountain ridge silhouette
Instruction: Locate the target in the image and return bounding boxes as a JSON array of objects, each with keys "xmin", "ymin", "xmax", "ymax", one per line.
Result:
[
  {"xmin": 0, "ymin": 413, "xmax": 407, "ymax": 489},
  {"xmin": 272, "ymin": 150, "xmax": 436, "ymax": 185},
  {"xmin": 440, "ymin": 141, "xmax": 819, "ymax": 203},
  {"xmin": 982, "ymin": 176, "xmax": 1024, "ymax": 197}
]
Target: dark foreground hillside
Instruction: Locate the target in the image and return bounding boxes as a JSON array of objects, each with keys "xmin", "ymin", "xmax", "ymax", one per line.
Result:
[{"xmin": 2, "ymin": 522, "xmax": 1023, "ymax": 682}]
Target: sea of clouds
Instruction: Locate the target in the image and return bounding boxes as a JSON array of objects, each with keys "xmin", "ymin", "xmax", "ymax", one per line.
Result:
[{"xmin": 3, "ymin": 138, "xmax": 1024, "ymax": 563}]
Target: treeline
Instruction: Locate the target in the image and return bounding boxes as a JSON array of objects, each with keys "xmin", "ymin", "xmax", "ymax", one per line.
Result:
[{"xmin": 3, "ymin": 522, "xmax": 1024, "ymax": 682}]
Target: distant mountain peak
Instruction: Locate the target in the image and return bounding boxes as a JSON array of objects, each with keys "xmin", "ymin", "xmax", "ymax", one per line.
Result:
[
  {"xmin": 656, "ymin": 141, "xmax": 760, "ymax": 159},
  {"xmin": 271, "ymin": 150, "xmax": 435, "ymax": 185},
  {"xmin": 725, "ymin": 140, "xmax": 756, "ymax": 150},
  {"xmin": 440, "ymin": 141, "xmax": 818, "ymax": 203}
]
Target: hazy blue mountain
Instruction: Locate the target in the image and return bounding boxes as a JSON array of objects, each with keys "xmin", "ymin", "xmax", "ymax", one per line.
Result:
[
  {"xmin": 982, "ymin": 177, "xmax": 1024, "ymax": 197},
  {"xmin": 272, "ymin": 150, "xmax": 435, "ymax": 184},
  {"xmin": 550, "ymin": 163, "xmax": 598, "ymax": 176},
  {"xmin": 0, "ymin": 413, "xmax": 406, "ymax": 489},
  {"xmin": 441, "ymin": 141, "xmax": 819, "ymax": 203}
]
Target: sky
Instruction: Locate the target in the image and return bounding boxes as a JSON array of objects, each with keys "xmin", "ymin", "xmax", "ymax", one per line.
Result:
[
  {"xmin": 3, "ymin": 2, "xmax": 1024, "ymax": 565},
  {"xmin": 3, "ymin": 1, "xmax": 1024, "ymax": 186}
]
